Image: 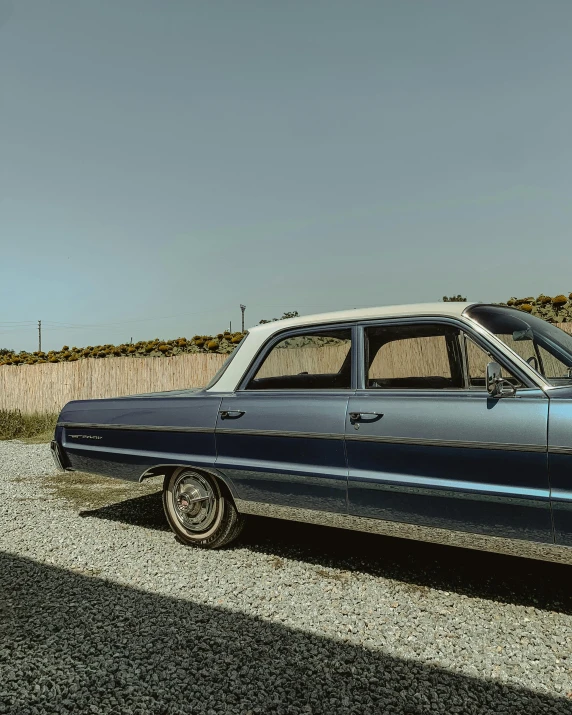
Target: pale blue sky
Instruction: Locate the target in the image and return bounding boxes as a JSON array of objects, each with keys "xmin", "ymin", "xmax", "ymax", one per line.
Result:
[{"xmin": 2, "ymin": 0, "xmax": 572, "ymax": 351}]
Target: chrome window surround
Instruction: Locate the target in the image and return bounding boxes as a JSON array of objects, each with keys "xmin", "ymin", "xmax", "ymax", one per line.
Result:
[
  {"xmin": 354, "ymin": 315, "xmax": 544, "ymax": 393},
  {"xmin": 461, "ymin": 307, "xmax": 552, "ymax": 392},
  {"xmin": 234, "ymin": 311, "xmax": 549, "ymax": 396},
  {"xmin": 237, "ymin": 322, "xmax": 359, "ymax": 392}
]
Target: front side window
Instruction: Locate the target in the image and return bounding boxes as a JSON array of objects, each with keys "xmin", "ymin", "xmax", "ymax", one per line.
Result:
[
  {"xmin": 246, "ymin": 328, "xmax": 352, "ymax": 390},
  {"xmin": 464, "ymin": 336, "xmax": 521, "ymax": 389},
  {"xmin": 467, "ymin": 305, "xmax": 572, "ymax": 386},
  {"xmin": 365, "ymin": 323, "xmax": 463, "ymax": 389}
]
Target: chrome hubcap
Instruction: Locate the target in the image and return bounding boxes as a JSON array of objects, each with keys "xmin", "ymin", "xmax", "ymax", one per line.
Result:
[{"xmin": 172, "ymin": 472, "xmax": 217, "ymax": 533}]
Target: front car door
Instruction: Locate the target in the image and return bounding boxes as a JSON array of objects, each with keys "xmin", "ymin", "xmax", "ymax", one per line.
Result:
[
  {"xmin": 464, "ymin": 305, "xmax": 572, "ymax": 547},
  {"xmin": 215, "ymin": 324, "xmax": 355, "ymax": 514},
  {"xmin": 345, "ymin": 316, "xmax": 552, "ymax": 542}
]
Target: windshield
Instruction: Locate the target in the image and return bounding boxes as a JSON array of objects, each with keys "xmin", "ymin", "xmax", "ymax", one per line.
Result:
[{"xmin": 466, "ymin": 305, "xmax": 572, "ymax": 386}]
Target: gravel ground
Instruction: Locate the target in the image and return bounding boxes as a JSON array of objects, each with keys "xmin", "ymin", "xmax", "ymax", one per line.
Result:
[{"xmin": 1, "ymin": 442, "xmax": 572, "ymax": 714}]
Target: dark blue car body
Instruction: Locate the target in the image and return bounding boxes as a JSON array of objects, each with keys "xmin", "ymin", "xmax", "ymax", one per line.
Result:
[{"xmin": 52, "ymin": 303, "xmax": 572, "ymax": 563}]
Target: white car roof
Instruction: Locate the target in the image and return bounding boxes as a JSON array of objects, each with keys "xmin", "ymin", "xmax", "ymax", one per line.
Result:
[
  {"xmin": 207, "ymin": 302, "xmax": 478, "ymax": 392},
  {"xmin": 247, "ymin": 302, "xmax": 476, "ymax": 341}
]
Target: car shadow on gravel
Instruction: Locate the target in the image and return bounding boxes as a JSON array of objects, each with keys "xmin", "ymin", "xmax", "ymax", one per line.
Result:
[
  {"xmin": 1, "ymin": 550, "xmax": 571, "ymax": 715},
  {"xmin": 241, "ymin": 517, "xmax": 572, "ymax": 616},
  {"xmin": 80, "ymin": 491, "xmax": 169, "ymax": 531},
  {"xmin": 80, "ymin": 492, "xmax": 572, "ymax": 617}
]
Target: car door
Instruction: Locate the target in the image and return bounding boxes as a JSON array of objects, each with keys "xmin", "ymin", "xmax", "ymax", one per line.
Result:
[
  {"xmin": 215, "ymin": 324, "xmax": 354, "ymax": 514},
  {"xmin": 345, "ymin": 319, "xmax": 552, "ymax": 542}
]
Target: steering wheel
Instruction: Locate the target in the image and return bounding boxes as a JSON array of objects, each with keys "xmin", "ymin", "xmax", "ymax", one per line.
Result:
[{"xmin": 526, "ymin": 355, "xmax": 539, "ymax": 371}]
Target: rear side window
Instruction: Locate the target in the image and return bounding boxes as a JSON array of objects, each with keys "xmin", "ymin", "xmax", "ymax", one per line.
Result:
[{"xmin": 246, "ymin": 328, "xmax": 352, "ymax": 390}]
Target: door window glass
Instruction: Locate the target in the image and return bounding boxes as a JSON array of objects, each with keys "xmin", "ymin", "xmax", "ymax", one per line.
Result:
[
  {"xmin": 465, "ymin": 336, "xmax": 521, "ymax": 388},
  {"xmin": 247, "ymin": 328, "xmax": 352, "ymax": 390},
  {"xmin": 466, "ymin": 305, "xmax": 572, "ymax": 386},
  {"xmin": 365, "ymin": 324, "xmax": 463, "ymax": 389}
]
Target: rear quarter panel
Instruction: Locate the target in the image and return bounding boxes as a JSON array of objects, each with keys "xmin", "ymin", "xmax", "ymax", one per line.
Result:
[{"xmin": 57, "ymin": 391, "xmax": 222, "ymax": 482}]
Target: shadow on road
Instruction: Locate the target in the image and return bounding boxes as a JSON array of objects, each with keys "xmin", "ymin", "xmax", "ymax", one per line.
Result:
[
  {"xmin": 1, "ymin": 551, "xmax": 571, "ymax": 714},
  {"xmin": 80, "ymin": 491, "xmax": 572, "ymax": 616},
  {"xmin": 80, "ymin": 491, "xmax": 168, "ymax": 532}
]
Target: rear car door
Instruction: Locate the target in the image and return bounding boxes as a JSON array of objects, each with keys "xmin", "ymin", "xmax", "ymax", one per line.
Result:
[
  {"xmin": 345, "ymin": 319, "xmax": 552, "ymax": 542},
  {"xmin": 215, "ymin": 325, "xmax": 354, "ymax": 514}
]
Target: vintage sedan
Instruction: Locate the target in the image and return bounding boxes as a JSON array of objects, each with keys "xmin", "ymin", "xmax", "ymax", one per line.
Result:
[{"xmin": 51, "ymin": 303, "xmax": 572, "ymax": 563}]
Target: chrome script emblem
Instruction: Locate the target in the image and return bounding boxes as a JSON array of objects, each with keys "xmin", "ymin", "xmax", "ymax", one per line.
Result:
[{"xmin": 69, "ymin": 434, "xmax": 103, "ymax": 440}]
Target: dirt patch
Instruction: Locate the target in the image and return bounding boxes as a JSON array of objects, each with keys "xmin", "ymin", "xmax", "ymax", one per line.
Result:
[
  {"xmin": 315, "ymin": 568, "xmax": 351, "ymax": 583},
  {"xmin": 42, "ymin": 471, "xmax": 161, "ymax": 511}
]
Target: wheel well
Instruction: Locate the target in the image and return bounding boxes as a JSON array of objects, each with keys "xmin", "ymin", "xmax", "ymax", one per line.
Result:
[{"xmin": 139, "ymin": 464, "xmax": 236, "ymax": 502}]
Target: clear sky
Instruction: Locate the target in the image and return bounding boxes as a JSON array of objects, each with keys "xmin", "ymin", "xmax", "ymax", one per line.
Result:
[{"xmin": 2, "ymin": 0, "xmax": 572, "ymax": 352}]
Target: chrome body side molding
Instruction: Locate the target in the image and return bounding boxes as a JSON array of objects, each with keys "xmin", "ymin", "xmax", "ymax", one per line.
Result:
[
  {"xmin": 549, "ymin": 445, "xmax": 572, "ymax": 456},
  {"xmin": 215, "ymin": 427, "xmax": 345, "ymax": 441},
  {"xmin": 345, "ymin": 434, "xmax": 546, "ymax": 452},
  {"xmin": 58, "ymin": 422, "xmax": 213, "ymax": 434},
  {"xmin": 59, "ymin": 421, "xmax": 554, "ymax": 453},
  {"xmin": 235, "ymin": 500, "xmax": 572, "ymax": 565}
]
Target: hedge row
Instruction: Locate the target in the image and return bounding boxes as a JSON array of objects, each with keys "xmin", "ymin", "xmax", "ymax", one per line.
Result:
[
  {"xmin": 504, "ymin": 293, "xmax": 572, "ymax": 322},
  {"xmin": 0, "ymin": 332, "xmax": 246, "ymax": 367},
  {"xmin": 3, "ymin": 294, "xmax": 572, "ymax": 367}
]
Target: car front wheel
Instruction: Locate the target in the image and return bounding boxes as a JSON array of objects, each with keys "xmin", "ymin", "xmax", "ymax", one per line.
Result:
[{"xmin": 162, "ymin": 468, "xmax": 245, "ymax": 548}]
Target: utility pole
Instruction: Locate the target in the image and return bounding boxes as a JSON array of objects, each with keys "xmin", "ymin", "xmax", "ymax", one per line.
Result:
[
  {"xmin": 240, "ymin": 304, "xmax": 246, "ymax": 333},
  {"xmin": 229, "ymin": 321, "xmax": 232, "ymax": 333},
  {"xmin": 38, "ymin": 320, "xmax": 41, "ymax": 353}
]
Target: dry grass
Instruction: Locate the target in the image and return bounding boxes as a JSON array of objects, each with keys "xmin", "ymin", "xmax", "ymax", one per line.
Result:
[
  {"xmin": 0, "ymin": 410, "xmax": 58, "ymax": 442},
  {"xmin": 42, "ymin": 470, "xmax": 159, "ymax": 510}
]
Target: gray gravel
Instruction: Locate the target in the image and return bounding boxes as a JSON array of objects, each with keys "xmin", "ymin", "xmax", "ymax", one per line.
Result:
[{"xmin": 1, "ymin": 441, "xmax": 572, "ymax": 714}]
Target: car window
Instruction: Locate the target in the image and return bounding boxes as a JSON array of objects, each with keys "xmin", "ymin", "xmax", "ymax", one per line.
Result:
[
  {"xmin": 466, "ymin": 305, "xmax": 572, "ymax": 386},
  {"xmin": 246, "ymin": 328, "xmax": 352, "ymax": 390},
  {"xmin": 464, "ymin": 336, "xmax": 521, "ymax": 389},
  {"xmin": 365, "ymin": 323, "xmax": 463, "ymax": 389}
]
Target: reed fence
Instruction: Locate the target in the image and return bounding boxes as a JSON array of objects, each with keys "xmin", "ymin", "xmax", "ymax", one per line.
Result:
[
  {"xmin": 0, "ymin": 353, "xmax": 227, "ymax": 414},
  {"xmin": 1, "ymin": 323, "xmax": 571, "ymax": 414}
]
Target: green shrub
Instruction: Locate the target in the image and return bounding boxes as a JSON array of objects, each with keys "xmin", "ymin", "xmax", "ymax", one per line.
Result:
[{"xmin": 0, "ymin": 410, "xmax": 58, "ymax": 441}]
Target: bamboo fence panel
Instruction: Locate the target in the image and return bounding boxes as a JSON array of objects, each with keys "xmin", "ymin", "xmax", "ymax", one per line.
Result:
[
  {"xmin": 2, "ymin": 324, "xmax": 571, "ymax": 414},
  {"xmin": 369, "ymin": 336, "xmax": 451, "ymax": 379},
  {"xmin": 256, "ymin": 344, "xmax": 351, "ymax": 378},
  {"xmin": 0, "ymin": 353, "xmax": 227, "ymax": 414}
]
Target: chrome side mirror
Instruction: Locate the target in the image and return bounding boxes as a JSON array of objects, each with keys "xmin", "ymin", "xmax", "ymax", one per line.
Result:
[{"xmin": 486, "ymin": 362, "xmax": 516, "ymax": 398}]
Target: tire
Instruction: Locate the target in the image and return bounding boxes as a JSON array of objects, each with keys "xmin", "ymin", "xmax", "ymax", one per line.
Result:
[{"xmin": 162, "ymin": 468, "xmax": 245, "ymax": 548}]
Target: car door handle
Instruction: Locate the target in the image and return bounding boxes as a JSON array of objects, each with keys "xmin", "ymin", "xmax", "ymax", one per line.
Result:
[
  {"xmin": 349, "ymin": 412, "xmax": 384, "ymax": 421},
  {"xmin": 219, "ymin": 410, "xmax": 245, "ymax": 419}
]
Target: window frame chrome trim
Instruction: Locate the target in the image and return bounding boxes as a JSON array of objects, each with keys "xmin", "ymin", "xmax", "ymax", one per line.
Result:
[
  {"xmin": 236, "ymin": 321, "xmax": 357, "ymax": 392},
  {"xmin": 355, "ymin": 315, "xmax": 542, "ymax": 392},
  {"xmin": 461, "ymin": 307, "xmax": 552, "ymax": 391}
]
